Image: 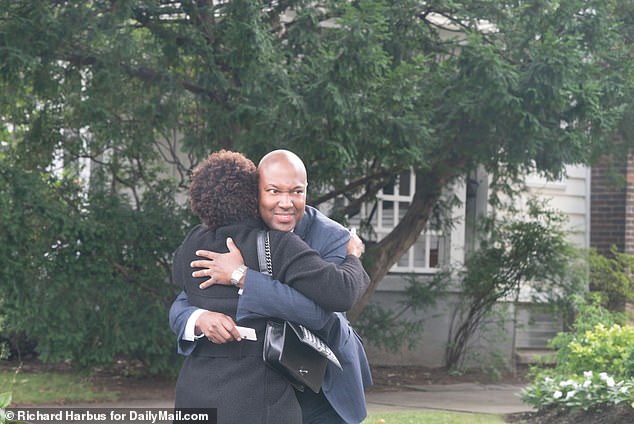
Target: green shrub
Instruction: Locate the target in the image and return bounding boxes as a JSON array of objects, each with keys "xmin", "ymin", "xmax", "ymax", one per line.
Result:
[
  {"xmin": 444, "ymin": 199, "xmax": 584, "ymax": 370},
  {"xmin": 522, "ymin": 371, "xmax": 634, "ymax": 411},
  {"xmin": 549, "ymin": 295, "xmax": 630, "ymax": 376},
  {"xmin": 0, "ymin": 160, "xmax": 191, "ymax": 374},
  {"xmin": 554, "ymin": 323, "xmax": 634, "ymax": 378},
  {"xmin": 523, "ymin": 298, "xmax": 634, "ymax": 412},
  {"xmin": 588, "ymin": 246, "xmax": 634, "ymax": 311},
  {"xmin": 0, "ymin": 300, "xmax": 7, "ymax": 361}
]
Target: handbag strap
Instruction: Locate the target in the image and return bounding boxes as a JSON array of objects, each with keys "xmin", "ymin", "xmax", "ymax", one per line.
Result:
[
  {"xmin": 257, "ymin": 229, "xmax": 343, "ymax": 371},
  {"xmin": 256, "ymin": 230, "xmax": 273, "ymax": 276}
]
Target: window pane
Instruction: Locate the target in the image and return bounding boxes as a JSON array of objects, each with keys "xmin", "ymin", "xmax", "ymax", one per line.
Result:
[
  {"xmin": 366, "ymin": 204, "xmax": 379, "ymax": 227},
  {"xmin": 382, "ymin": 179, "xmax": 395, "ymax": 195},
  {"xmin": 429, "ymin": 234, "xmax": 440, "ymax": 268},
  {"xmin": 381, "ymin": 201, "xmax": 394, "ymax": 227},
  {"xmin": 399, "ymin": 171, "xmax": 411, "ymax": 196},
  {"xmin": 398, "ymin": 201, "xmax": 409, "ymax": 220},
  {"xmin": 413, "ymin": 236, "xmax": 427, "ymax": 268}
]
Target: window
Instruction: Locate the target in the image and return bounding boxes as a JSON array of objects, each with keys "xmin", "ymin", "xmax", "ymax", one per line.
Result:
[{"xmin": 353, "ymin": 170, "xmax": 447, "ymax": 273}]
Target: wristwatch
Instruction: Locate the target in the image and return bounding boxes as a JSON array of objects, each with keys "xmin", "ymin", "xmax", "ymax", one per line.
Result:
[{"xmin": 230, "ymin": 265, "xmax": 248, "ymax": 286}]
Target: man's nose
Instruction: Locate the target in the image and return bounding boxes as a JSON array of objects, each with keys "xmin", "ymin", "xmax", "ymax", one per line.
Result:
[{"xmin": 278, "ymin": 193, "xmax": 293, "ymax": 208}]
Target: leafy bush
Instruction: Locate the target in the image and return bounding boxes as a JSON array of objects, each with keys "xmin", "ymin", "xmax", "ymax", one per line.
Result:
[
  {"xmin": 522, "ymin": 371, "xmax": 634, "ymax": 411},
  {"xmin": 0, "ymin": 157, "xmax": 191, "ymax": 374},
  {"xmin": 549, "ymin": 295, "xmax": 630, "ymax": 375},
  {"xmin": 523, "ymin": 298, "xmax": 634, "ymax": 412},
  {"xmin": 588, "ymin": 246, "xmax": 634, "ymax": 311},
  {"xmin": 0, "ymin": 300, "xmax": 7, "ymax": 361},
  {"xmin": 444, "ymin": 199, "xmax": 584, "ymax": 370},
  {"xmin": 556, "ymin": 323, "xmax": 634, "ymax": 378}
]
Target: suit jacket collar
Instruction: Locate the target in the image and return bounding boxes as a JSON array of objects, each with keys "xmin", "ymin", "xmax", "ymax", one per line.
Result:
[{"xmin": 293, "ymin": 205, "xmax": 317, "ymax": 240}]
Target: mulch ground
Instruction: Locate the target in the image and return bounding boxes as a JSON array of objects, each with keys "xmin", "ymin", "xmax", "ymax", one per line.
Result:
[
  {"xmin": 368, "ymin": 364, "xmax": 529, "ymax": 390},
  {"xmin": 505, "ymin": 403, "xmax": 634, "ymax": 424},
  {"xmin": 2, "ymin": 359, "xmax": 527, "ymax": 400}
]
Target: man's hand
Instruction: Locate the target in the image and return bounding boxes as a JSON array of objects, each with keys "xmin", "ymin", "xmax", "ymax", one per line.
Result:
[
  {"xmin": 195, "ymin": 310, "xmax": 242, "ymax": 343},
  {"xmin": 191, "ymin": 238, "xmax": 245, "ymax": 289},
  {"xmin": 347, "ymin": 230, "xmax": 365, "ymax": 257}
]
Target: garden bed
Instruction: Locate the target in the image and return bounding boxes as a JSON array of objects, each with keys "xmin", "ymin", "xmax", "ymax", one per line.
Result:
[{"xmin": 506, "ymin": 403, "xmax": 634, "ymax": 423}]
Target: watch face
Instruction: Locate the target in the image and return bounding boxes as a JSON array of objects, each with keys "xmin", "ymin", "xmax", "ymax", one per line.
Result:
[
  {"xmin": 231, "ymin": 270, "xmax": 242, "ymax": 285},
  {"xmin": 231, "ymin": 266, "xmax": 247, "ymax": 285}
]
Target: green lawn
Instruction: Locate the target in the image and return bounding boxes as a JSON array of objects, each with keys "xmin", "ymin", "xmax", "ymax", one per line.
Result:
[
  {"xmin": 363, "ymin": 410, "xmax": 506, "ymax": 423},
  {"xmin": 0, "ymin": 371, "xmax": 118, "ymax": 405}
]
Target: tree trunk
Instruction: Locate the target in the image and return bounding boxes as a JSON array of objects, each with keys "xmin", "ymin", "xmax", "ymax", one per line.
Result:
[{"xmin": 348, "ymin": 170, "xmax": 448, "ymax": 322}]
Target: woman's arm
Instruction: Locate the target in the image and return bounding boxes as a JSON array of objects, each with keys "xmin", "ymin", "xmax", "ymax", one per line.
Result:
[
  {"xmin": 236, "ymin": 269, "xmax": 336, "ymax": 331},
  {"xmin": 269, "ymin": 231, "xmax": 370, "ymax": 311}
]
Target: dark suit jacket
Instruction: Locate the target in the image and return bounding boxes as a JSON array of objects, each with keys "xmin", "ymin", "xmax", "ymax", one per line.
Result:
[{"xmin": 237, "ymin": 209, "xmax": 373, "ymax": 424}]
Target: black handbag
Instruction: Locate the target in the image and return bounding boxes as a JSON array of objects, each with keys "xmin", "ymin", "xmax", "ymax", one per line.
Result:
[{"xmin": 257, "ymin": 230, "xmax": 342, "ymax": 393}]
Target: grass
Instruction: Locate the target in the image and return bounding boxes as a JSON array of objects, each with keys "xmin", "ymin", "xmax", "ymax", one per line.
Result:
[
  {"xmin": 362, "ymin": 410, "xmax": 506, "ymax": 423},
  {"xmin": 0, "ymin": 370, "xmax": 118, "ymax": 405}
]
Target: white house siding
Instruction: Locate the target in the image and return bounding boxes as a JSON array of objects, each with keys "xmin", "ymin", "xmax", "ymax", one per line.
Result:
[{"xmin": 522, "ymin": 164, "xmax": 591, "ymax": 249}]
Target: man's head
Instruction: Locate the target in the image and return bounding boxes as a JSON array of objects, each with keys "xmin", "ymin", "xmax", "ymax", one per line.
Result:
[{"xmin": 257, "ymin": 149, "xmax": 307, "ymax": 232}]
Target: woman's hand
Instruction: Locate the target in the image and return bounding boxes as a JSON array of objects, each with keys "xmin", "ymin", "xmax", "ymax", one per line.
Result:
[{"xmin": 347, "ymin": 229, "xmax": 365, "ymax": 257}]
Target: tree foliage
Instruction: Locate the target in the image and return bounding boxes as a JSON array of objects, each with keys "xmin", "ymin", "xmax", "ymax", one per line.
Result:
[
  {"xmin": 0, "ymin": 1, "xmax": 633, "ymax": 370},
  {"xmin": 588, "ymin": 246, "xmax": 634, "ymax": 311},
  {"xmin": 0, "ymin": 154, "xmax": 190, "ymax": 372}
]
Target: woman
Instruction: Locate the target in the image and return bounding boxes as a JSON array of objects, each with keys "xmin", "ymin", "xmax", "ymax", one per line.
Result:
[{"xmin": 172, "ymin": 150, "xmax": 367, "ymax": 423}]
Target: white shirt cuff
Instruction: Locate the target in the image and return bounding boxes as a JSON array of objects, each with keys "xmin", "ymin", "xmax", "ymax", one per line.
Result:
[{"xmin": 184, "ymin": 308, "xmax": 206, "ymax": 341}]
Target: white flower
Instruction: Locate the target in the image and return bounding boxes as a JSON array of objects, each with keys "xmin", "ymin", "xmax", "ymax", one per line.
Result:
[
  {"xmin": 583, "ymin": 380, "xmax": 592, "ymax": 388},
  {"xmin": 565, "ymin": 390, "xmax": 577, "ymax": 400},
  {"xmin": 606, "ymin": 377, "xmax": 615, "ymax": 387},
  {"xmin": 554, "ymin": 391, "xmax": 563, "ymax": 399},
  {"xmin": 620, "ymin": 387, "xmax": 629, "ymax": 394},
  {"xmin": 600, "ymin": 372, "xmax": 609, "ymax": 381},
  {"xmin": 583, "ymin": 371, "xmax": 593, "ymax": 378},
  {"xmin": 560, "ymin": 380, "xmax": 575, "ymax": 387}
]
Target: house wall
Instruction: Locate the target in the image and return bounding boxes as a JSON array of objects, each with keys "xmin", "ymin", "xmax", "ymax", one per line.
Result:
[
  {"xmin": 522, "ymin": 164, "xmax": 591, "ymax": 249},
  {"xmin": 362, "ymin": 274, "xmax": 516, "ymax": 368},
  {"xmin": 363, "ymin": 165, "xmax": 591, "ymax": 369}
]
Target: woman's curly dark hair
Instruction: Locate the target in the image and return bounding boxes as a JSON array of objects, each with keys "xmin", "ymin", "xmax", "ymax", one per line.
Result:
[{"xmin": 189, "ymin": 150, "xmax": 259, "ymax": 229}]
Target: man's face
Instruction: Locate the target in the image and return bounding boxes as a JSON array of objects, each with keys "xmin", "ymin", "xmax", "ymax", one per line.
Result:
[{"xmin": 258, "ymin": 161, "xmax": 307, "ymax": 232}]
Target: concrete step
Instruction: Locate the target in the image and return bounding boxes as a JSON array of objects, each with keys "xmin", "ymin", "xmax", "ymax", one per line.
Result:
[{"xmin": 515, "ymin": 349, "xmax": 556, "ymax": 365}]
